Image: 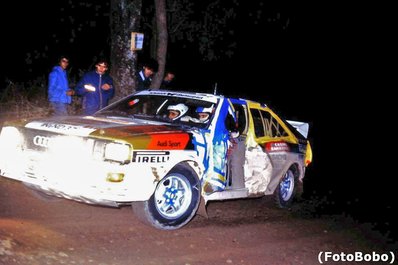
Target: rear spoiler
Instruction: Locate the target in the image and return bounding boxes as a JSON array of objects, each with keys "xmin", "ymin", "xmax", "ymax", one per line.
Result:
[{"xmin": 286, "ymin": 120, "xmax": 309, "ymax": 138}]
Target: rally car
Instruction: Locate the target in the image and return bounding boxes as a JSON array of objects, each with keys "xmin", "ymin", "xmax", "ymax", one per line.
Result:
[{"xmin": 0, "ymin": 90, "xmax": 312, "ymax": 230}]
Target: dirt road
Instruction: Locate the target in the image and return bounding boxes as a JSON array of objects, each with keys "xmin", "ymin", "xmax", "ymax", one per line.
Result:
[{"xmin": 0, "ymin": 178, "xmax": 395, "ymax": 265}]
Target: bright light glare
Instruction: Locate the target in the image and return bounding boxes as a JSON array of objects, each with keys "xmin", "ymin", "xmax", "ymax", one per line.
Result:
[
  {"xmin": 0, "ymin": 126, "xmax": 23, "ymax": 150},
  {"xmin": 104, "ymin": 142, "xmax": 131, "ymax": 163},
  {"xmin": 49, "ymin": 136, "xmax": 93, "ymax": 159},
  {"xmin": 84, "ymin": 84, "xmax": 96, "ymax": 91}
]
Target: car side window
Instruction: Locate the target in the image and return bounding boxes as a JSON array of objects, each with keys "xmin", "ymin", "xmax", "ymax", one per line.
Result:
[
  {"xmin": 251, "ymin": 109, "xmax": 265, "ymax": 138},
  {"xmin": 260, "ymin": 110, "xmax": 288, "ymax": 137},
  {"xmin": 232, "ymin": 103, "xmax": 248, "ymax": 135},
  {"xmin": 250, "ymin": 108, "xmax": 289, "ymax": 138}
]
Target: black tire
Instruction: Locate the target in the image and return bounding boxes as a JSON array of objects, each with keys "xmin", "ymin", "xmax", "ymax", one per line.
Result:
[
  {"xmin": 23, "ymin": 183, "xmax": 62, "ymax": 202},
  {"xmin": 132, "ymin": 164, "xmax": 200, "ymax": 230},
  {"xmin": 274, "ymin": 166, "xmax": 299, "ymax": 208}
]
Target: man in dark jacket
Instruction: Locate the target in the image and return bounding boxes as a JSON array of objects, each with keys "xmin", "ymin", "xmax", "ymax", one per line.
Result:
[
  {"xmin": 136, "ymin": 58, "xmax": 158, "ymax": 91},
  {"xmin": 75, "ymin": 59, "xmax": 115, "ymax": 115},
  {"xmin": 160, "ymin": 70, "xmax": 176, "ymax": 90}
]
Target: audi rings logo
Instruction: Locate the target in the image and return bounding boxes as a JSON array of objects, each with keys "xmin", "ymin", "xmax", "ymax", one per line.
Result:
[{"xmin": 33, "ymin": 135, "xmax": 51, "ymax": 147}]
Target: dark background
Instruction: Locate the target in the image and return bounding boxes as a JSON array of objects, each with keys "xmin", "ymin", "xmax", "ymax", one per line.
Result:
[{"xmin": 2, "ymin": 1, "xmax": 395, "ymax": 244}]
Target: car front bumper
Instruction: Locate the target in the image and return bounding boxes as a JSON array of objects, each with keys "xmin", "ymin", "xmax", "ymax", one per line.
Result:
[{"xmin": 0, "ymin": 148, "xmax": 157, "ymax": 206}]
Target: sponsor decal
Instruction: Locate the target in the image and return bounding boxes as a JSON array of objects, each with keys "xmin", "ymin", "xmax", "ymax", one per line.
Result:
[
  {"xmin": 148, "ymin": 134, "xmax": 190, "ymax": 150},
  {"xmin": 269, "ymin": 154, "xmax": 287, "ymax": 161},
  {"xmin": 146, "ymin": 90, "xmax": 218, "ymax": 103},
  {"xmin": 156, "ymin": 140, "xmax": 181, "ymax": 148},
  {"xmin": 33, "ymin": 135, "xmax": 51, "ymax": 148},
  {"xmin": 132, "ymin": 151, "xmax": 170, "ymax": 163},
  {"xmin": 265, "ymin": 141, "xmax": 290, "ymax": 152},
  {"xmin": 26, "ymin": 121, "xmax": 96, "ymax": 136},
  {"xmin": 149, "ymin": 91, "xmax": 204, "ymax": 100}
]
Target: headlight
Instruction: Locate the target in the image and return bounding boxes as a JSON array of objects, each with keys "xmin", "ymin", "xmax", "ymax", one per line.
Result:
[
  {"xmin": 104, "ymin": 142, "xmax": 131, "ymax": 163},
  {"xmin": 0, "ymin": 126, "xmax": 24, "ymax": 150}
]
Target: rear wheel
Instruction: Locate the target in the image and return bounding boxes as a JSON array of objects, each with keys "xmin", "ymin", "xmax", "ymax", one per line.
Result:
[
  {"xmin": 132, "ymin": 164, "xmax": 200, "ymax": 230},
  {"xmin": 274, "ymin": 167, "xmax": 299, "ymax": 208}
]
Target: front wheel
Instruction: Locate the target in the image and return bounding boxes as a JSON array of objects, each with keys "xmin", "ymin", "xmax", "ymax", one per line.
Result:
[
  {"xmin": 274, "ymin": 167, "xmax": 300, "ymax": 208},
  {"xmin": 132, "ymin": 164, "xmax": 200, "ymax": 230}
]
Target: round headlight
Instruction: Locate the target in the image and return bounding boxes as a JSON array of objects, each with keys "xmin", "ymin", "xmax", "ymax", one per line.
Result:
[
  {"xmin": 0, "ymin": 126, "xmax": 23, "ymax": 150},
  {"xmin": 104, "ymin": 142, "xmax": 131, "ymax": 163}
]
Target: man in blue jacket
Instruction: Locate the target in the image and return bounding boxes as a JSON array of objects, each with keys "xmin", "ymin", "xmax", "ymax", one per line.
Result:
[
  {"xmin": 75, "ymin": 59, "xmax": 115, "ymax": 115},
  {"xmin": 48, "ymin": 55, "xmax": 74, "ymax": 116}
]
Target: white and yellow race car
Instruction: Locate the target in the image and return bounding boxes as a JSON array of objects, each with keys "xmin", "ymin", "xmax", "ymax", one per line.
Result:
[{"xmin": 0, "ymin": 90, "xmax": 312, "ymax": 230}]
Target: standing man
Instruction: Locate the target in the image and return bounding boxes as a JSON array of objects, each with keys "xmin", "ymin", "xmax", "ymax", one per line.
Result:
[
  {"xmin": 160, "ymin": 70, "xmax": 176, "ymax": 90},
  {"xmin": 136, "ymin": 58, "xmax": 158, "ymax": 91},
  {"xmin": 48, "ymin": 55, "xmax": 74, "ymax": 116},
  {"xmin": 75, "ymin": 59, "xmax": 115, "ymax": 115}
]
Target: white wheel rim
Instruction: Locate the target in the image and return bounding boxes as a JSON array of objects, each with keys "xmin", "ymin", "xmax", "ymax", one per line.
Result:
[
  {"xmin": 154, "ymin": 174, "xmax": 192, "ymax": 219},
  {"xmin": 280, "ymin": 170, "xmax": 294, "ymax": 201}
]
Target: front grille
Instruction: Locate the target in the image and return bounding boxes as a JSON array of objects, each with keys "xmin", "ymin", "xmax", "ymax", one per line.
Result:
[
  {"xmin": 21, "ymin": 128, "xmax": 56, "ymax": 152},
  {"xmin": 18, "ymin": 128, "xmax": 108, "ymax": 164}
]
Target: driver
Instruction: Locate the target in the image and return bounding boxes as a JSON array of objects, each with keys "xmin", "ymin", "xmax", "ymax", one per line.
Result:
[{"xmin": 167, "ymin": 103, "xmax": 188, "ymax": 120}]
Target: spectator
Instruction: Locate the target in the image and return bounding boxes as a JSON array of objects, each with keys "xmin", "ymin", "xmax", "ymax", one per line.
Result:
[
  {"xmin": 136, "ymin": 58, "xmax": 159, "ymax": 91},
  {"xmin": 160, "ymin": 70, "xmax": 176, "ymax": 89},
  {"xmin": 47, "ymin": 55, "xmax": 74, "ymax": 116},
  {"xmin": 75, "ymin": 59, "xmax": 115, "ymax": 115}
]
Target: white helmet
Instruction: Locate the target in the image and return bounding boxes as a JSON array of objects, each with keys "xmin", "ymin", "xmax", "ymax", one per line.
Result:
[
  {"xmin": 167, "ymin": 103, "xmax": 188, "ymax": 120},
  {"xmin": 196, "ymin": 106, "xmax": 213, "ymax": 122}
]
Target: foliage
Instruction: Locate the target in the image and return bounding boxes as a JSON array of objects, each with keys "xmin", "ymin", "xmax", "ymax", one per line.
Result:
[
  {"xmin": 0, "ymin": 78, "xmax": 82, "ymax": 121},
  {"xmin": 0, "ymin": 80, "xmax": 50, "ymax": 120}
]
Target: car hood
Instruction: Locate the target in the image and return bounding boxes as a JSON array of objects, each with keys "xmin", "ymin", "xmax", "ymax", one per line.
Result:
[
  {"xmin": 17, "ymin": 115, "xmax": 194, "ymax": 150},
  {"xmin": 8, "ymin": 116, "xmax": 196, "ymax": 150},
  {"xmin": 21, "ymin": 115, "xmax": 184, "ymax": 135}
]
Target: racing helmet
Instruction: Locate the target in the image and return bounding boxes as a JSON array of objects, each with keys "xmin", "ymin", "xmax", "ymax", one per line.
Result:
[
  {"xmin": 196, "ymin": 106, "xmax": 213, "ymax": 122},
  {"xmin": 167, "ymin": 103, "xmax": 188, "ymax": 120}
]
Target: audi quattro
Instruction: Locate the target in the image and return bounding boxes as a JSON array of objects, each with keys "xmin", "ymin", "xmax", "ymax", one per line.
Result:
[{"xmin": 0, "ymin": 90, "xmax": 312, "ymax": 230}]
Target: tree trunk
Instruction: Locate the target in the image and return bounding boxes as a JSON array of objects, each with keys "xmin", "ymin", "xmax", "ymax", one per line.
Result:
[
  {"xmin": 110, "ymin": 0, "xmax": 142, "ymax": 99},
  {"xmin": 150, "ymin": 0, "xmax": 168, "ymax": 89}
]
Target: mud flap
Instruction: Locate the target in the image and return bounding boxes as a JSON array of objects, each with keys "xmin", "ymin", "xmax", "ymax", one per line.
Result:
[{"xmin": 196, "ymin": 196, "xmax": 208, "ymax": 218}]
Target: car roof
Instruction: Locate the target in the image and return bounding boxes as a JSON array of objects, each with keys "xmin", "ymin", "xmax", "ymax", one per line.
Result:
[
  {"xmin": 136, "ymin": 90, "xmax": 221, "ymax": 103},
  {"xmin": 136, "ymin": 90, "xmax": 268, "ymax": 108}
]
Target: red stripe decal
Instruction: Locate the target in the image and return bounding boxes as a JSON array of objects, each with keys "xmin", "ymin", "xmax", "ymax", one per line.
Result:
[{"xmin": 147, "ymin": 134, "xmax": 190, "ymax": 150}]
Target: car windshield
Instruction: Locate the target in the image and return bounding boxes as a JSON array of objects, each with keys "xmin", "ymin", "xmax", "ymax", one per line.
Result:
[{"xmin": 96, "ymin": 94, "xmax": 218, "ymax": 129}]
